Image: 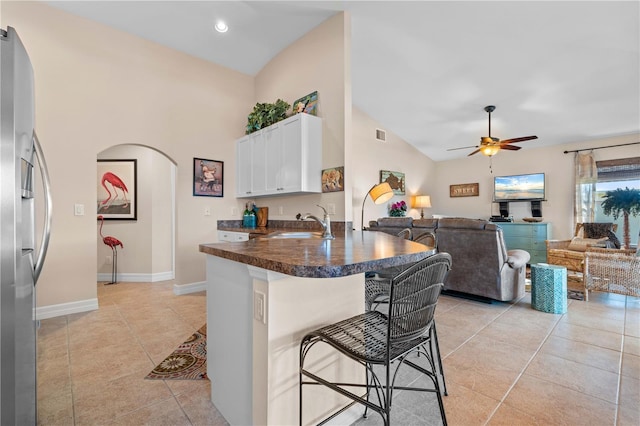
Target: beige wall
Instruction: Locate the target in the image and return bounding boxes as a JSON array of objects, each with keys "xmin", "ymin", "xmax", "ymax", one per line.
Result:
[
  {"xmin": 434, "ymin": 133, "xmax": 640, "ymax": 240},
  {"xmin": 3, "ymin": 1, "xmax": 254, "ymax": 308},
  {"xmin": 251, "ymin": 13, "xmax": 352, "ymax": 222},
  {"xmin": 97, "ymin": 145, "xmax": 174, "ymax": 280},
  {"xmin": 152, "ymin": 153, "xmax": 174, "ymax": 276},
  {"xmin": 352, "ymin": 107, "xmax": 438, "ymax": 228}
]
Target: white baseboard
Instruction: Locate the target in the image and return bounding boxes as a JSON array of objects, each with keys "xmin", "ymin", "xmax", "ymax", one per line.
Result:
[
  {"xmin": 36, "ymin": 298, "xmax": 99, "ymax": 320},
  {"xmin": 173, "ymin": 281, "xmax": 207, "ymax": 295},
  {"xmin": 97, "ymin": 271, "xmax": 174, "ymax": 283}
]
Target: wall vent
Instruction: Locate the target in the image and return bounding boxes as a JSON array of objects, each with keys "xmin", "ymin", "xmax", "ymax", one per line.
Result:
[{"xmin": 375, "ymin": 128, "xmax": 386, "ymax": 142}]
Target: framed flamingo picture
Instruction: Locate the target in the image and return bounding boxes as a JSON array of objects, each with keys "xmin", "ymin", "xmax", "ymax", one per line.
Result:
[{"xmin": 97, "ymin": 159, "xmax": 137, "ymax": 220}]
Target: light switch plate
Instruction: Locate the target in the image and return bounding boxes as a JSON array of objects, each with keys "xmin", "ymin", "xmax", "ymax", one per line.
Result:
[{"xmin": 74, "ymin": 204, "xmax": 85, "ymax": 216}]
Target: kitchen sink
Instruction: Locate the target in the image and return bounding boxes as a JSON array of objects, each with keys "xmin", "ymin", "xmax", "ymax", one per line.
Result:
[{"xmin": 260, "ymin": 231, "xmax": 326, "ymax": 239}]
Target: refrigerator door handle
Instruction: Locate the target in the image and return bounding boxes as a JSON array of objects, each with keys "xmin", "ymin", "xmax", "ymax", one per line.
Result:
[{"xmin": 32, "ymin": 131, "xmax": 52, "ymax": 285}]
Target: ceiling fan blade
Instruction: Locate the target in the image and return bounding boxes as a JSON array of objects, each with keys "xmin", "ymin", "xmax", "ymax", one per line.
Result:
[
  {"xmin": 467, "ymin": 148, "xmax": 481, "ymax": 156},
  {"xmin": 447, "ymin": 145, "xmax": 478, "ymax": 151},
  {"xmin": 500, "ymin": 144, "xmax": 521, "ymax": 151},
  {"xmin": 500, "ymin": 135, "xmax": 538, "ymax": 144}
]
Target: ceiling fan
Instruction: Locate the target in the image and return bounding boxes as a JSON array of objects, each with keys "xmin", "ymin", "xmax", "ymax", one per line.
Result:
[{"xmin": 448, "ymin": 105, "xmax": 538, "ymax": 157}]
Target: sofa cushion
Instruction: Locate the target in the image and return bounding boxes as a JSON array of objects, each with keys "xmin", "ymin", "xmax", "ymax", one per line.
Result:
[
  {"xmin": 437, "ymin": 218, "xmax": 488, "ymax": 230},
  {"xmin": 376, "ymin": 217, "xmax": 413, "ymax": 228},
  {"xmin": 413, "ymin": 218, "xmax": 439, "ymax": 229},
  {"xmin": 567, "ymin": 236, "xmax": 608, "ymax": 252}
]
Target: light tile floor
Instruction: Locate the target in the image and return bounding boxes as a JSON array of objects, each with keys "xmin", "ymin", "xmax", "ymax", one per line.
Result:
[{"xmin": 37, "ymin": 281, "xmax": 639, "ymax": 425}]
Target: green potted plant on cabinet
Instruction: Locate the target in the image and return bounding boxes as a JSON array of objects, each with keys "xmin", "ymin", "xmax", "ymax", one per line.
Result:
[
  {"xmin": 601, "ymin": 187, "xmax": 640, "ymax": 248},
  {"xmin": 246, "ymin": 99, "xmax": 290, "ymax": 134}
]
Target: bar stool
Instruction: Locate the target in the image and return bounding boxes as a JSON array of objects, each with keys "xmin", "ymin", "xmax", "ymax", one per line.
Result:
[{"xmin": 299, "ymin": 253, "xmax": 452, "ymax": 426}]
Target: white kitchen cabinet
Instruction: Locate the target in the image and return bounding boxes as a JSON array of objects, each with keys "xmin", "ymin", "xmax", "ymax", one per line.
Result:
[
  {"xmin": 263, "ymin": 123, "xmax": 282, "ymax": 194},
  {"xmin": 217, "ymin": 230, "xmax": 250, "ymax": 242},
  {"xmin": 236, "ymin": 135, "xmax": 253, "ymax": 197},
  {"xmin": 236, "ymin": 113, "xmax": 322, "ymax": 198}
]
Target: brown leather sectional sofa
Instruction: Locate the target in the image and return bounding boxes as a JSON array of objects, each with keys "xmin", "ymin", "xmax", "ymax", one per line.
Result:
[{"xmin": 368, "ymin": 217, "xmax": 530, "ymax": 301}]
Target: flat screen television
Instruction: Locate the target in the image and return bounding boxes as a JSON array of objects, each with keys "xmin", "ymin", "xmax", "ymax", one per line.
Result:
[{"xmin": 493, "ymin": 172, "xmax": 545, "ymax": 201}]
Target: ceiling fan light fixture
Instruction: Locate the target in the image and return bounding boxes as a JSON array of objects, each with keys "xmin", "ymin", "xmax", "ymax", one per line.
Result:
[{"xmin": 481, "ymin": 145, "xmax": 500, "ymax": 157}]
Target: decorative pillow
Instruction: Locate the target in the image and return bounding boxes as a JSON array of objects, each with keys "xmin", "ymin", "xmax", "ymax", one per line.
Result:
[
  {"xmin": 583, "ymin": 223, "xmax": 614, "ymax": 239},
  {"xmin": 606, "ymin": 230, "xmax": 621, "ymax": 249},
  {"xmin": 567, "ymin": 236, "xmax": 608, "ymax": 252}
]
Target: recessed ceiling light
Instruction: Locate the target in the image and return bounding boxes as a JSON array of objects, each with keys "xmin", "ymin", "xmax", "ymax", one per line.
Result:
[{"xmin": 214, "ymin": 21, "xmax": 228, "ymax": 33}]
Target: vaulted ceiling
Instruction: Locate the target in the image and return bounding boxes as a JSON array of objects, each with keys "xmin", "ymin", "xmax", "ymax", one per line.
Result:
[{"xmin": 45, "ymin": 1, "xmax": 640, "ymax": 161}]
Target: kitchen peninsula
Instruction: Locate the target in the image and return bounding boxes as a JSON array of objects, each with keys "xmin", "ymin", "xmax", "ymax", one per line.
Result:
[{"xmin": 199, "ymin": 230, "xmax": 435, "ymax": 425}]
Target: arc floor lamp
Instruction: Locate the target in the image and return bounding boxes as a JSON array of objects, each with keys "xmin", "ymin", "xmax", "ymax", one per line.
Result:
[{"xmin": 361, "ymin": 182, "xmax": 394, "ymax": 230}]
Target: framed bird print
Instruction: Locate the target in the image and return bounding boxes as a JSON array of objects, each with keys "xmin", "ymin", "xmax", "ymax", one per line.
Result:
[{"xmin": 97, "ymin": 159, "xmax": 137, "ymax": 220}]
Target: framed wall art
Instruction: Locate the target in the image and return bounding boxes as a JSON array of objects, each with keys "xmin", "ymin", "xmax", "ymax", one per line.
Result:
[
  {"xmin": 321, "ymin": 166, "xmax": 344, "ymax": 193},
  {"xmin": 450, "ymin": 182, "xmax": 479, "ymax": 197},
  {"xmin": 97, "ymin": 159, "xmax": 137, "ymax": 220},
  {"xmin": 193, "ymin": 158, "xmax": 224, "ymax": 197},
  {"xmin": 380, "ymin": 170, "xmax": 405, "ymax": 195},
  {"xmin": 292, "ymin": 91, "xmax": 318, "ymax": 115}
]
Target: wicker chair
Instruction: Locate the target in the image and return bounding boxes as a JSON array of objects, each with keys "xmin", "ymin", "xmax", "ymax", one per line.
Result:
[
  {"xmin": 546, "ymin": 223, "xmax": 618, "ymax": 285},
  {"xmin": 584, "ymin": 247, "xmax": 639, "ymax": 301},
  {"xmin": 299, "ymin": 253, "xmax": 452, "ymax": 426}
]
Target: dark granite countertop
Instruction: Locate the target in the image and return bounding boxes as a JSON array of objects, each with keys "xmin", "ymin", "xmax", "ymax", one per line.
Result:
[{"xmin": 200, "ymin": 230, "xmax": 435, "ymax": 278}]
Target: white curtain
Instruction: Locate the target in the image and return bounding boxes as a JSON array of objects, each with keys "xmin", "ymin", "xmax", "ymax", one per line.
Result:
[{"xmin": 574, "ymin": 152, "xmax": 597, "ymax": 224}]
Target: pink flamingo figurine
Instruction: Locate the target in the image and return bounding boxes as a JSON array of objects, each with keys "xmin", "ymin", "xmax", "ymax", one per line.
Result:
[
  {"xmin": 100, "ymin": 172, "xmax": 129, "ymax": 210},
  {"xmin": 98, "ymin": 215, "xmax": 123, "ymax": 284}
]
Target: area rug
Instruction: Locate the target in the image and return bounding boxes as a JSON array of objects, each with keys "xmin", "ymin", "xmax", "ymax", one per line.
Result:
[{"xmin": 145, "ymin": 324, "xmax": 208, "ymax": 380}]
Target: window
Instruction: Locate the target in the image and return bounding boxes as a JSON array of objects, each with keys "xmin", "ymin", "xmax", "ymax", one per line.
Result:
[{"xmin": 594, "ymin": 157, "xmax": 640, "ymax": 247}]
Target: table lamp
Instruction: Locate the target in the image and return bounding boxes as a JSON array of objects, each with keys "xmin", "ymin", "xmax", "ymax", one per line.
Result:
[
  {"xmin": 361, "ymin": 182, "xmax": 394, "ymax": 230},
  {"xmin": 414, "ymin": 195, "xmax": 431, "ymax": 219}
]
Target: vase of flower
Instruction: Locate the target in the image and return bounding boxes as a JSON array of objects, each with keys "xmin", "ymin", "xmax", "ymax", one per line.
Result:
[{"xmin": 389, "ymin": 201, "xmax": 407, "ymax": 217}]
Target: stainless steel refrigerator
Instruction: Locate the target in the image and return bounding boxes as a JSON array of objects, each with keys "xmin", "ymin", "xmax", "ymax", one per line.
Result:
[{"xmin": 0, "ymin": 26, "xmax": 52, "ymax": 424}]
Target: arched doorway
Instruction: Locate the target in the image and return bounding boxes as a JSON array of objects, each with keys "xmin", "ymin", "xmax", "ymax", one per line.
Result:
[{"xmin": 97, "ymin": 144, "xmax": 176, "ymax": 282}]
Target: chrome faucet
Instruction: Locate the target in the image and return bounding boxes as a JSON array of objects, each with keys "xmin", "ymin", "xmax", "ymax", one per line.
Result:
[{"xmin": 296, "ymin": 205, "xmax": 334, "ymax": 239}]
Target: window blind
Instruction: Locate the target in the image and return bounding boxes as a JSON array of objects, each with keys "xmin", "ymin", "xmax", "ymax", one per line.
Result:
[{"xmin": 596, "ymin": 157, "xmax": 640, "ymax": 182}]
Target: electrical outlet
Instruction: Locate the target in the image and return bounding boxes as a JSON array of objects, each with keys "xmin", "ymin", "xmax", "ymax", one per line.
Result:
[
  {"xmin": 278, "ymin": 206, "xmax": 284, "ymax": 215},
  {"xmin": 253, "ymin": 291, "xmax": 266, "ymax": 324},
  {"xmin": 327, "ymin": 203, "xmax": 336, "ymax": 215},
  {"xmin": 106, "ymin": 255, "xmax": 112, "ymax": 264},
  {"xmin": 204, "ymin": 207, "xmax": 211, "ymax": 216},
  {"xmin": 231, "ymin": 207, "xmax": 238, "ymax": 216}
]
